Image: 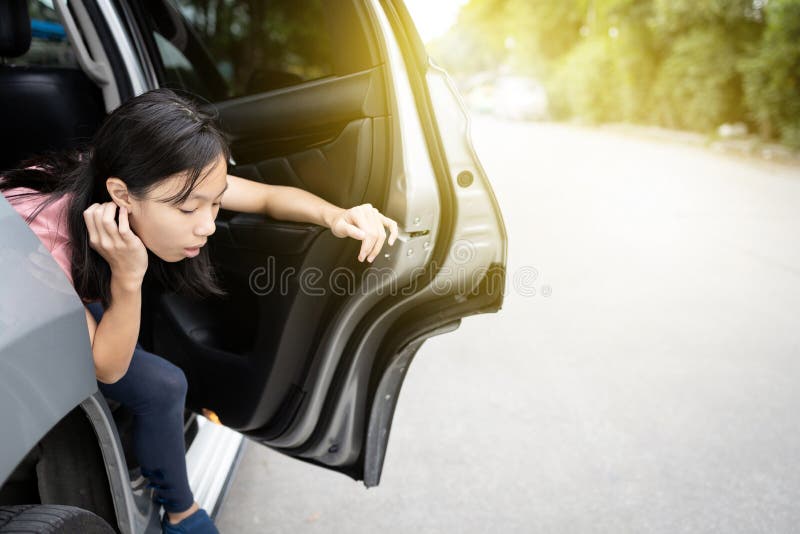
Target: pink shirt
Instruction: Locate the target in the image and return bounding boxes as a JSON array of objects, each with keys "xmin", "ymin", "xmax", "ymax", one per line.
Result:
[{"xmin": 3, "ymin": 187, "xmax": 75, "ymax": 284}]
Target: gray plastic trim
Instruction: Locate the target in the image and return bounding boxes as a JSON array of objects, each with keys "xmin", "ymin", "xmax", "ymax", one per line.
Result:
[
  {"xmin": 363, "ymin": 321, "xmax": 460, "ymax": 486},
  {"xmin": 95, "ymin": 0, "xmax": 149, "ymax": 97},
  {"xmin": 80, "ymin": 393, "xmax": 161, "ymax": 534},
  {"xmin": 53, "ymin": 0, "xmax": 111, "ymax": 87}
]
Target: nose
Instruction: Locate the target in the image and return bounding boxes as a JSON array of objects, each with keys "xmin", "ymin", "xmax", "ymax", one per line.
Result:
[{"xmin": 195, "ymin": 213, "xmax": 217, "ymax": 238}]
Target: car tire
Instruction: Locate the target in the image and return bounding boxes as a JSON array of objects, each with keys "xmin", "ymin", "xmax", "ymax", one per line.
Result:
[{"xmin": 0, "ymin": 504, "xmax": 115, "ymax": 533}]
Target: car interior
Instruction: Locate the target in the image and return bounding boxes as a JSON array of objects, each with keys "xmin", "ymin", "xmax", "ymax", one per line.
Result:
[{"xmin": 1, "ymin": 0, "xmax": 398, "ymax": 465}]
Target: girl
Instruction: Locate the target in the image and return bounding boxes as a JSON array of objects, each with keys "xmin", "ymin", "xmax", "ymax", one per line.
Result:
[{"xmin": 1, "ymin": 88, "xmax": 398, "ymax": 533}]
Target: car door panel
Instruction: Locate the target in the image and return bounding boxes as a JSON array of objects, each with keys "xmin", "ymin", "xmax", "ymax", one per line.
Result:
[
  {"xmin": 230, "ymin": 117, "xmax": 375, "ymax": 209},
  {"xmin": 152, "ymin": 228, "xmax": 355, "ymax": 431},
  {"xmin": 216, "ymin": 68, "xmax": 386, "ymax": 143}
]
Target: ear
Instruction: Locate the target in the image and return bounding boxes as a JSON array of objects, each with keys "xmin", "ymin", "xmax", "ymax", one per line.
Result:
[{"xmin": 106, "ymin": 177, "xmax": 133, "ymax": 209}]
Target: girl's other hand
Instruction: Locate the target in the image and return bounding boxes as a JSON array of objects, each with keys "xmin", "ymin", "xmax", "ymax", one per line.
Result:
[
  {"xmin": 329, "ymin": 203, "xmax": 399, "ymax": 263},
  {"xmin": 83, "ymin": 202, "xmax": 148, "ymax": 284}
]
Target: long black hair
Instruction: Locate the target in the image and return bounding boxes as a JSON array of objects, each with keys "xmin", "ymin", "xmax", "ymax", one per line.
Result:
[{"xmin": 0, "ymin": 88, "xmax": 231, "ymax": 307}]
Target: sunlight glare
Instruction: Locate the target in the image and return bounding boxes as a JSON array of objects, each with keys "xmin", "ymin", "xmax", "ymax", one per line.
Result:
[{"xmin": 403, "ymin": 0, "xmax": 468, "ymax": 43}]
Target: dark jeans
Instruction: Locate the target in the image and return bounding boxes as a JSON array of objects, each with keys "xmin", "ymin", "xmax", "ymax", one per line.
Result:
[{"xmin": 85, "ymin": 301, "xmax": 195, "ymax": 514}]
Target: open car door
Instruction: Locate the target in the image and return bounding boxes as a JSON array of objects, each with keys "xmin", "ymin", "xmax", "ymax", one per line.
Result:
[{"xmin": 130, "ymin": 0, "xmax": 507, "ymax": 487}]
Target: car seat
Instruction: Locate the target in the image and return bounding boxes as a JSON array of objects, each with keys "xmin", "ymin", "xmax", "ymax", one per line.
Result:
[{"xmin": 0, "ymin": 0, "xmax": 106, "ymax": 171}]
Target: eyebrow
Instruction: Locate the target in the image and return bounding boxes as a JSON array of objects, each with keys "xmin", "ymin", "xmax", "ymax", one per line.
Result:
[{"xmin": 188, "ymin": 182, "xmax": 228, "ymax": 202}]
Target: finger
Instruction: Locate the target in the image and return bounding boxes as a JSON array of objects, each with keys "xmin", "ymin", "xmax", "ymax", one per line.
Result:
[
  {"xmin": 340, "ymin": 221, "xmax": 366, "ymax": 241},
  {"xmin": 83, "ymin": 204, "xmax": 100, "ymax": 248},
  {"xmin": 381, "ymin": 215, "xmax": 399, "ymax": 246},
  {"xmin": 117, "ymin": 205, "xmax": 134, "ymax": 241},
  {"xmin": 92, "ymin": 203, "xmax": 116, "ymax": 249},
  {"xmin": 354, "ymin": 210, "xmax": 375, "ymax": 262},
  {"xmin": 100, "ymin": 202, "xmax": 123, "ymax": 246},
  {"xmin": 367, "ymin": 208, "xmax": 386, "ymax": 262}
]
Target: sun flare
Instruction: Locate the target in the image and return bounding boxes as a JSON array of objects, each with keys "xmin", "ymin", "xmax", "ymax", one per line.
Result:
[{"xmin": 403, "ymin": 0, "xmax": 468, "ymax": 43}]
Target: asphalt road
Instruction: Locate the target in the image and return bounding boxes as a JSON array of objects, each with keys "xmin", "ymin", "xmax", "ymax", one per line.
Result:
[{"xmin": 217, "ymin": 115, "xmax": 800, "ymax": 533}]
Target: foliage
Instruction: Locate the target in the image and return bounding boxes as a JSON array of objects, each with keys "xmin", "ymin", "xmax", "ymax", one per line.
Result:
[
  {"xmin": 437, "ymin": 0, "xmax": 800, "ymax": 147},
  {"xmin": 649, "ymin": 26, "xmax": 744, "ymax": 131},
  {"xmin": 738, "ymin": 0, "xmax": 800, "ymax": 147}
]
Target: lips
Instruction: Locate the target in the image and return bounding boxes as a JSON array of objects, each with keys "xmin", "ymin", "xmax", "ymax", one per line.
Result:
[{"xmin": 183, "ymin": 242, "xmax": 206, "ymax": 259}]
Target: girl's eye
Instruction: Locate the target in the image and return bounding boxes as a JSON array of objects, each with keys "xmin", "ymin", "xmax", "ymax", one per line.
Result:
[{"xmin": 180, "ymin": 203, "xmax": 219, "ymax": 214}]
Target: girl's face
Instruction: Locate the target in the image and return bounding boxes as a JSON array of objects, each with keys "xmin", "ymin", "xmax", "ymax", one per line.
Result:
[{"xmin": 125, "ymin": 154, "xmax": 229, "ymax": 262}]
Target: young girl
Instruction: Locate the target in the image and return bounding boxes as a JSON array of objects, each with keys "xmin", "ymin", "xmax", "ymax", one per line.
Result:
[{"xmin": 1, "ymin": 88, "xmax": 398, "ymax": 533}]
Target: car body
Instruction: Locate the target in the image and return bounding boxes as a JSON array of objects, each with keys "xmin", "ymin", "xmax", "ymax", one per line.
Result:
[{"xmin": 0, "ymin": 0, "xmax": 507, "ymax": 532}]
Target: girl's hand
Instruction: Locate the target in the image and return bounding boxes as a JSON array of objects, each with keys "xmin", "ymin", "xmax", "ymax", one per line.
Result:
[
  {"xmin": 329, "ymin": 203, "xmax": 399, "ymax": 263},
  {"xmin": 83, "ymin": 202, "xmax": 148, "ymax": 284}
]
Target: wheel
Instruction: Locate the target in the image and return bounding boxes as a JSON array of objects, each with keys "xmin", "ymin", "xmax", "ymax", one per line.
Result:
[{"xmin": 0, "ymin": 504, "xmax": 114, "ymax": 533}]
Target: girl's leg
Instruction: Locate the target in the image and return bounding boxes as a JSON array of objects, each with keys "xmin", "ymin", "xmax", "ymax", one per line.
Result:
[
  {"xmin": 85, "ymin": 302, "xmax": 196, "ymax": 515},
  {"xmin": 97, "ymin": 346, "xmax": 195, "ymax": 514}
]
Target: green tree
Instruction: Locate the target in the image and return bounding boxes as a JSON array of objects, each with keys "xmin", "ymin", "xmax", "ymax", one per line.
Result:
[
  {"xmin": 543, "ymin": 0, "xmax": 659, "ymax": 122},
  {"xmin": 433, "ymin": 0, "xmax": 798, "ymax": 149},
  {"xmin": 549, "ymin": 36, "xmax": 618, "ymax": 122},
  {"xmin": 505, "ymin": 0, "xmax": 589, "ymax": 71},
  {"xmin": 427, "ymin": 0, "xmax": 510, "ymax": 76},
  {"xmin": 649, "ymin": 26, "xmax": 746, "ymax": 131},
  {"xmin": 739, "ymin": 0, "xmax": 800, "ymax": 147}
]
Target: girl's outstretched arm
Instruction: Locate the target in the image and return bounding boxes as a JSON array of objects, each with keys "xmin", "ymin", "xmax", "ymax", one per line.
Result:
[{"xmin": 221, "ymin": 174, "xmax": 398, "ymax": 263}]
